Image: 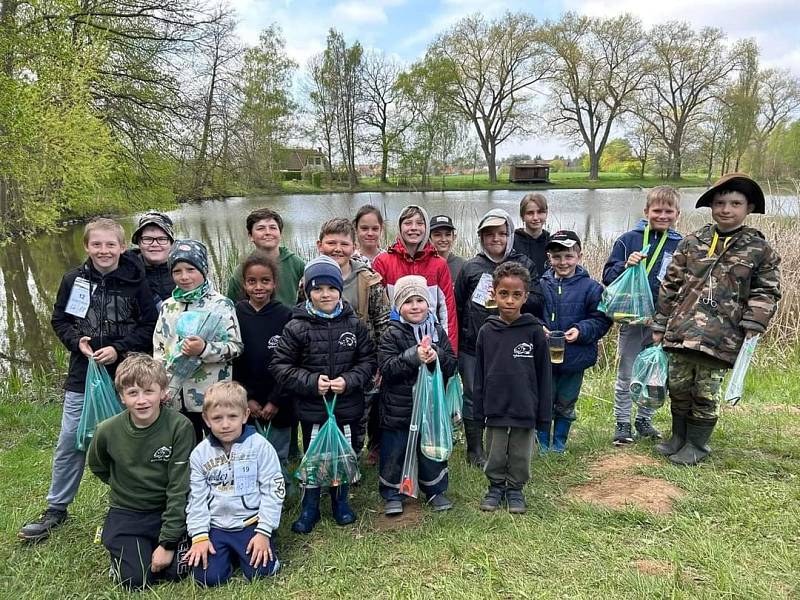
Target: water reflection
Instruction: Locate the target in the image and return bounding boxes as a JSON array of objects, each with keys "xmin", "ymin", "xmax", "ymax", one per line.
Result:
[{"xmin": 1, "ymin": 187, "xmax": 796, "ymax": 372}]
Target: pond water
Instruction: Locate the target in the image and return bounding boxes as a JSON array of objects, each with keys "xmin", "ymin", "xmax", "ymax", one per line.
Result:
[{"xmin": 1, "ymin": 187, "xmax": 797, "ymax": 372}]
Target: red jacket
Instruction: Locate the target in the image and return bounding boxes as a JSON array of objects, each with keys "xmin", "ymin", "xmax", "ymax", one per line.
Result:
[{"xmin": 373, "ymin": 239, "xmax": 458, "ymax": 352}]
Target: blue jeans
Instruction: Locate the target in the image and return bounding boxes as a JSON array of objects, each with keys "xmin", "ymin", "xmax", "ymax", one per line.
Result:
[
  {"xmin": 192, "ymin": 525, "xmax": 279, "ymax": 587},
  {"xmin": 552, "ymin": 372, "xmax": 585, "ymax": 421},
  {"xmin": 46, "ymin": 391, "xmax": 87, "ymax": 511}
]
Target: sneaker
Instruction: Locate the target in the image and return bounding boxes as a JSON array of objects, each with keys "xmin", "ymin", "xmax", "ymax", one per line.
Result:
[
  {"xmin": 384, "ymin": 499, "xmax": 404, "ymax": 516},
  {"xmin": 479, "ymin": 487, "xmax": 504, "ymax": 512},
  {"xmin": 613, "ymin": 422, "xmax": 634, "ymax": 446},
  {"xmin": 635, "ymin": 418, "xmax": 663, "ymax": 440},
  {"xmin": 505, "ymin": 489, "xmax": 527, "ymax": 514},
  {"xmin": 17, "ymin": 508, "xmax": 68, "ymax": 543},
  {"xmin": 427, "ymin": 493, "xmax": 453, "ymax": 512}
]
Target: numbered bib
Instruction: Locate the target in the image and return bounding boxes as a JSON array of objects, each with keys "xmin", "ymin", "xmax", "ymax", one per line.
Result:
[
  {"xmin": 65, "ymin": 277, "xmax": 92, "ymax": 318},
  {"xmin": 233, "ymin": 460, "xmax": 257, "ymax": 496}
]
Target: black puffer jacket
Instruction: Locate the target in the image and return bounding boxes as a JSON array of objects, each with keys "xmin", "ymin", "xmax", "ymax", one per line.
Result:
[
  {"xmin": 378, "ymin": 321, "xmax": 457, "ymax": 431},
  {"xmin": 455, "ymin": 251, "xmax": 543, "ymax": 355},
  {"xmin": 52, "ymin": 251, "xmax": 158, "ymax": 392},
  {"xmin": 131, "ymin": 248, "xmax": 174, "ymax": 304},
  {"xmin": 269, "ymin": 302, "xmax": 376, "ymax": 424}
]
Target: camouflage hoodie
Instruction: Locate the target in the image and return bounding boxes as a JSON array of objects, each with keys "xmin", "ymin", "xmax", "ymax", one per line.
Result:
[{"xmin": 652, "ymin": 224, "xmax": 780, "ymax": 366}]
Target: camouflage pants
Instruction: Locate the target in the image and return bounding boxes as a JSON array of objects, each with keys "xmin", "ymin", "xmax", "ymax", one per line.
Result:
[{"xmin": 667, "ymin": 353, "xmax": 727, "ymax": 421}]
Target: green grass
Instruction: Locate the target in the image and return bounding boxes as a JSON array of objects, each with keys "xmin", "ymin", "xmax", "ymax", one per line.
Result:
[
  {"xmin": 1, "ymin": 364, "xmax": 799, "ymax": 599},
  {"xmin": 269, "ymin": 172, "xmax": 711, "ymax": 195}
]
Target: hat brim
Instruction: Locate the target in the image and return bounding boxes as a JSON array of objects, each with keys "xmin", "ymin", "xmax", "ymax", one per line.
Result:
[
  {"xmin": 478, "ymin": 217, "xmax": 507, "ymax": 231},
  {"xmin": 695, "ymin": 177, "xmax": 765, "ymax": 214},
  {"xmin": 547, "ymin": 240, "xmax": 579, "ymax": 250},
  {"xmin": 429, "ymin": 223, "xmax": 455, "ymax": 231}
]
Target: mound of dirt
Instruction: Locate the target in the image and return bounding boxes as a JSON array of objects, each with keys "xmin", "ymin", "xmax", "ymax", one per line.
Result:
[
  {"xmin": 632, "ymin": 559, "xmax": 674, "ymax": 576},
  {"xmin": 569, "ymin": 475, "xmax": 684, "ymax": 515},
  {"xmin": 568, "ymin": 451, "xmax": 684, "ymax": 514},
  {"xmin": 372, "ymin": 500, "xmax": 424, "ymax": 532}
]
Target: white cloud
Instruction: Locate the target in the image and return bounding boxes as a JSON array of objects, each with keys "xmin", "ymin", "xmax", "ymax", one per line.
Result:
[
  {"xmin": 332, "ymin": 1, "xmax": 389, "ymax": 25},
  {"xmin": 567, "ymin": 0, "xmax": 800, "ymax": 75}
]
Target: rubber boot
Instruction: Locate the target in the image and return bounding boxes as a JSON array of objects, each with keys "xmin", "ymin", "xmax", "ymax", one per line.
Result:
[
  {"xmin": 330, "ymin": 485, "xmax": 356, "ymax": 525},
  {"xmin": 464, "ymin": 419, "xmax": 486, "ymax": 468},
  {"xmin": 291, "ymin": 487, "xmax": 321, "ymax": 534},
  {"xmin": 668, "ymin": 417, "xmax": 716, "ymax": 466},
  {"xmin": 551, "ymin": 418, "xmax": 572, "ymax": 453},
  {"xmin": 655, "ymin": 411, "xmax": 688, "ymax": 457},
  {"xmin": 536, "ymin": 429, "xmax": 550, "ymax": 455}
]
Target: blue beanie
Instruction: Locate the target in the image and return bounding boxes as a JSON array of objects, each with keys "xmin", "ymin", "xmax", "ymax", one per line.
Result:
[{"xmin": 304, "ymin": 255, "xmax": 343, "ymax": 294}]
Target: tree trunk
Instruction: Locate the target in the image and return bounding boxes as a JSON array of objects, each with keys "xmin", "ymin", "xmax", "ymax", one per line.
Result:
[
  {"xmin": 670, "ymin": 147, "xmax": 682, "ymax": 179},
  {"xmin": 485, "ymin": 142, "xmax": 497, "ymax": 184},
  {"xmin": 194, "ymin": 59, "xmax": 218, "ymax": 197},
  {"xmin": 589, "ymin": 151, "xmax": 600, "ymax": 181}
]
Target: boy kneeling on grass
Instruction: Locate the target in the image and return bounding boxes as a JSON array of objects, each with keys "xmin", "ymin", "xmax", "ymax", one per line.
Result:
[
  {"xmin": 652, "ymin": 173, "xmax": 781, "ymax": 465},
  {"xmin": 184, "ymin": 381, "xmax": 284, "ymax": 586},
  {"xmin": 88, "ymin": 353, "xmax": 194, "ymax": 591},
  {"xmin": 473, "ymin": 262, "xmax": 551, "ymax": 513}
]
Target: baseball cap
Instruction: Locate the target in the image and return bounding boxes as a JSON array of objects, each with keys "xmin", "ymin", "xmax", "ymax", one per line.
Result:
[
  {"xmin": 429, "ymin": 215, "xmax": 456, "ymax": 231},
  {"xmin": 546, "ymin": 230, "xmax": 581, "ymax": 250}
]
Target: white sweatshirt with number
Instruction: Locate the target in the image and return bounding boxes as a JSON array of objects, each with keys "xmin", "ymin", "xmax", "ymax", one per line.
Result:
[{"xmin": 186, "ymin": 425, "xmax": 285, "ymax": 540}]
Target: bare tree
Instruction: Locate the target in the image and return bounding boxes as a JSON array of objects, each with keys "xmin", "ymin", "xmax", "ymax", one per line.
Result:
[
  {"xmin": 545, "ymin": 13, "xmax": 649, "ymax": 180},
  {"xmin": 361, "ymin": 51, "xmax": 413, "ymax": 183},
  {"xmin": 751, "ymin": 68, "xmax": 800, "ymax": 177},
  {"xmin": 307, "ymin": 53, "xmax": 337, "ymax": 180},
  {"xmin": 428, "ymin": 12, "xmax": 553, "ymax": 183},
  {"xmin": 624, "ymin": 114, "xmax": 659, "ymax": 179},
  {"xmin": 635, "ymin": 22, "xmax": 743, "ymax": 178}
]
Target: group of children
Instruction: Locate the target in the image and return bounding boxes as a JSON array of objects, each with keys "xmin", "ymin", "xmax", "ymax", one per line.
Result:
[{"xmin": 18, "ymin": 173, "xmax": 780, "ymax": 591}]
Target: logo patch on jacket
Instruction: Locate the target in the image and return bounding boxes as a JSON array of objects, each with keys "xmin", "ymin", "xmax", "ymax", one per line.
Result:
[
  {"xmin": 513, "ymin": 343, "xmax": 534, "ymax": 359},
  {"xmin": 151, "ymin": 446, "xmax": 173, "ymax": 462},
  {"xmin": 267, "ymin": 335, "xmax": 281, "ymax": 350},
  {"xmin": 338, "ymin": 332, "xmax": 357, "ymax": 348}
]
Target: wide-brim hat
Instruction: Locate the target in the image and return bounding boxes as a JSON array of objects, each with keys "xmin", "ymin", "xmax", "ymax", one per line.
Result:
[{"xmin": 695, "ymin": 173, "xmax": 765, "ymax": 214}]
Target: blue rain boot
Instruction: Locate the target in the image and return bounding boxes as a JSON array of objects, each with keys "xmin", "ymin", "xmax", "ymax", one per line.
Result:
[
  {"xmin": 551, "ymin": 418, "xmax": 573, "ymax": 453},
  {"xmin": 291, "ymin": 487, "xmax": 321, "ymax": 534},
  {"xmin": 330, "ymin": 485, "xmax": 356, "ymax": 526},
  {"xmin": 536, "ymin": 428, "xmax": 550, "ymax": 455}
]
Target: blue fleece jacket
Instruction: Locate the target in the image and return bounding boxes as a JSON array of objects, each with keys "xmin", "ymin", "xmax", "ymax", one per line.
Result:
[
  {"xmin": 602, "ymin": 219, "xmax": 682, "ymax": 302},
  {"xmin": 539, "ymin": 266, "xmax": 612, "ymax": 375}
]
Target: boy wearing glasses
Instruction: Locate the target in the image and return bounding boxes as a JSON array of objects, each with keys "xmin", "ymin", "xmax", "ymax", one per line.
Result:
[{"xmin": 132, "ymin": 212, "xmax": 176, "ymax": 308}]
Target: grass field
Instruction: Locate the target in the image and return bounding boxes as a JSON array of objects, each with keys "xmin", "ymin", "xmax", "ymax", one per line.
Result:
[{"xmin": 1, "ymin": 360, "xmax": 798, "ymax": 599}]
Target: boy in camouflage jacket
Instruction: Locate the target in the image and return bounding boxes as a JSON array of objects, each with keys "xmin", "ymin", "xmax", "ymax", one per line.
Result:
[{"xmin": 651, "ymin": 174, "xmax": 780, "ymax": 465}]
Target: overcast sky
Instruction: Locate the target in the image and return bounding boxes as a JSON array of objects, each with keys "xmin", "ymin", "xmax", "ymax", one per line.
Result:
[{"xmin": 230, "ymin": 0, "xmax": 800, "ymax": 159}]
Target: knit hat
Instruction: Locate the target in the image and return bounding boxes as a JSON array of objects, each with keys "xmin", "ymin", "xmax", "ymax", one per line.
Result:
[
  {"xmin": 304, "ymin": 255, "xmax": 343, "ymax": 294},
  {"xmin": 393, "ymin": 275, "xmax": 431, "ymax": 310},
  {"xmin": 168, "ymin": 239, "xmax": 209, "ymax": 278},
  {"xmin": 132, "ymin": 211, "xmax": 175, "ymax": 244},
  {"xmin": 695, "ymin": 173, "xmax": 765, "ymax": 214}
]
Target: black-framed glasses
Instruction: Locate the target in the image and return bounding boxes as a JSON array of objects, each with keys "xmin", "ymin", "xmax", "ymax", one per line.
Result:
[{"xmin": 140, "ymin": 236, "xmax": 171, "ymax": 246}]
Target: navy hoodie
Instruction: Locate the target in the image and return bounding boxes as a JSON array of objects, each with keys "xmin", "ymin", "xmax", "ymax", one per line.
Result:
[
  {"xmin": 512, "ymin": 228, "xmax": 551, "ymax": 279},
  {"xmin": 473, "ymin": 314, "xmax": 552, "ymax": 430},
  {"xmin": 233, "ymin": 299, "xmax": 295, "ymax": 428},
  {"xmin": 602, "ymin": 219, "xmax": 682, "ymax": 302},
  {"xmin": 538, "ymin": 266, "xmax": 612, "ymax": 375}
]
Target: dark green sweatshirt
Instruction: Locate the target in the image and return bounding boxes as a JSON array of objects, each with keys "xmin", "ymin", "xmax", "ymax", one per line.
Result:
[{"xmin": 88, "ymin": 407, "xmax": 194, "ymax": 549}]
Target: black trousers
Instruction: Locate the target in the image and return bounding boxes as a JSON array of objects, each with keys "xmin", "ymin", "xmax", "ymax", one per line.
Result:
[{"xmin": 102, "ymin": 507, "xmax": 189, "ymax": 590}]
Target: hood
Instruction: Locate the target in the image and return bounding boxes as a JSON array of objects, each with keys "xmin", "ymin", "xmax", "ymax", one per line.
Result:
[
  {"xmin": 81, "ymin": 250, "xmax": 146, "ymax": 285},
  {"xmin": 485, "ymin": 313, "xmax": 537, "ymax": 331},
  {"xmin": 478, "ymin": 208, "xmax": 515, "ymax": 263},
  {"xmin": 347, "ymin": 258, "xmax": 369, "ymax": 280},
  {"xmin": 633, "ymin": 218, "xmax": 682, "ymax": 241},
  {"xmin": 542, "ymin": 264, "xmax": 590, "ymax": 284},
  {"xmin": 387, "ymin": 237, "xmax": 439, "ymax": 262},
  {"xmin": 208, "ymin": 424, "xmax": 257, "ymax": 448},
  {"xmin": 397, "ymin": 204, "xmax": 431, "ymax": 256},
  {"xmin": 236, "ymin": 298, "xmax": 285, "ymax": 317}
]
